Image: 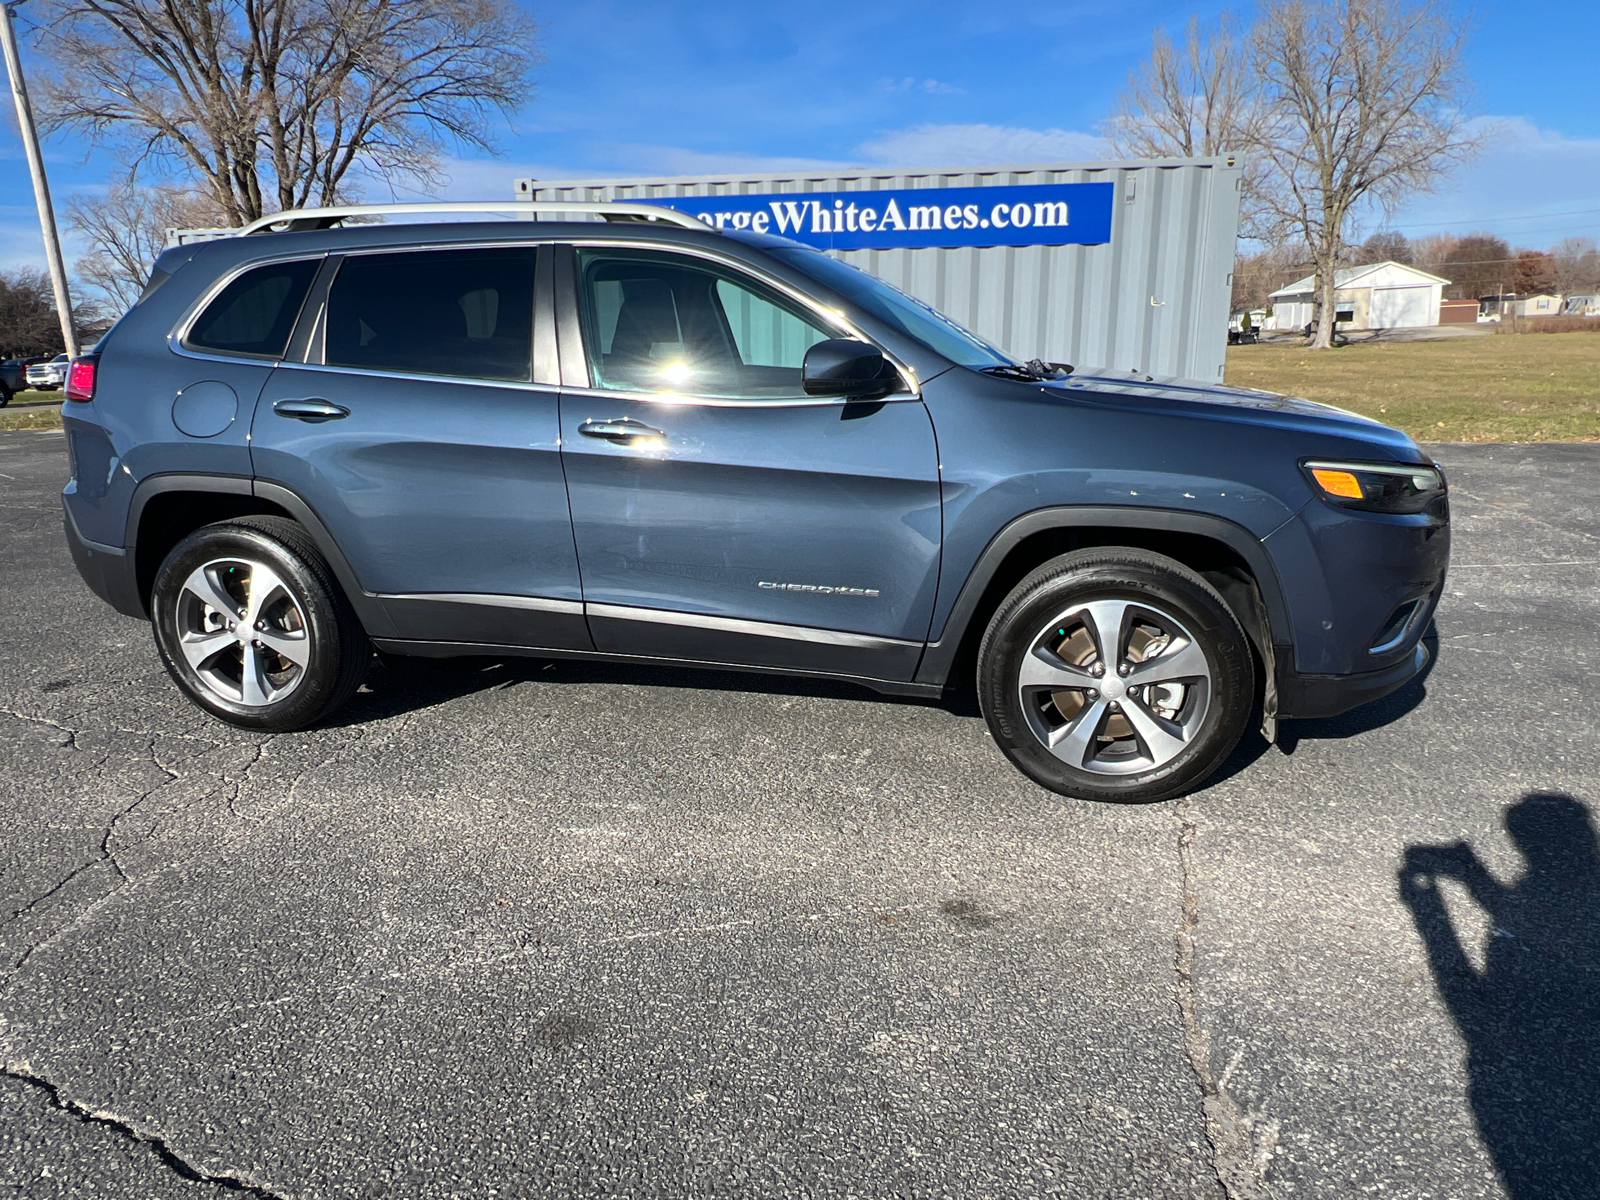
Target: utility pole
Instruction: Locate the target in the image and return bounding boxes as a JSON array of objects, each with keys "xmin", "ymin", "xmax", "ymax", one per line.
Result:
[{"xmin": 0, "ymin": 2, "xmax": 76, "ymax": 357}]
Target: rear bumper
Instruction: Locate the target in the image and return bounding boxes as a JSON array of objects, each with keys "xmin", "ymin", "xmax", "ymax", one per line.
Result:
[
  {"xmin": 1275, "ymin": 640, "xmax": 1429, "ymax": 720},
  {"xmin": 63, "ymin": 502, "xmax": 145, "ymax": 619}
]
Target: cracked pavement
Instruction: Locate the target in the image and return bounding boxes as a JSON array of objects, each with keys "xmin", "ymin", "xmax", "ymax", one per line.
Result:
[{"xmin": 2, "ymin": 427, "xmax": 1597, "ymax": 1198}]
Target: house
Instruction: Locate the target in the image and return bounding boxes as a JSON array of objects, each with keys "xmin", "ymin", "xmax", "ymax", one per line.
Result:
[
  {"xmin": 1265, "ymin": 261, "xmax": 1450, "ymax": 331},
  {"xmin": 1563, "ymin": 293, "xmax": 1600, "ymax": 317},
  {"xmin": 1512, "ymin": 293, "xmax": 1563, "ymax": 317}
]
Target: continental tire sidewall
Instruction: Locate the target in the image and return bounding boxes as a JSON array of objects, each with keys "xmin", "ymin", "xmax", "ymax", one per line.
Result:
[
  {"xmin": 152, "ymin": 523, "xmax": 351, "ymax": 732},
  {"xmin": 978, "ymin": 552, "xmax": 1254, "ymax": 803}
]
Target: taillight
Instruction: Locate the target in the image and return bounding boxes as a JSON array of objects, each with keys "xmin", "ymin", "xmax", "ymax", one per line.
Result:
[{"xmin": 65, "ymin": 357, "xmax": 96, "ymax": 402}]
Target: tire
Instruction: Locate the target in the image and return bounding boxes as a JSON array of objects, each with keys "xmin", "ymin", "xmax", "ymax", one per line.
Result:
[
  {"xmin": 150, "ymin": 516, "xmax": 370, "ymax": 731},
  {"xmin": 0, "ymin": 386, "xmax": 9, "ymax": 407},
  {"xmin": 977, "ymin": 548, "xmax": 1254, "ymax": 803}
]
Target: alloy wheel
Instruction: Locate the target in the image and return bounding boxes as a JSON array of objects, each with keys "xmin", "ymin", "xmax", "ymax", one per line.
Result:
[
  {"xmin": 1016, "ymin": 597, "xmax": 1213, "ymax": 776},
  {"xmin": 174, "ymin": 557, "xmax": 312, "ymax": 707}
]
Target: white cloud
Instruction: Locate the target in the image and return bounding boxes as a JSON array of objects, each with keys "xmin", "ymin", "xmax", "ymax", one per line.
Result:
[
  {"xmin": 876, "ymin": 78, "xmax": 964, "ymax": 96},
  {"xmin": 428, "ymin": 122, "xmax": 1112, "ymax": 196},
  {"xmin": 1372, "ymin": 117, "xmax": 1600, "ymax": 247},
  {"xmin": 856, "ymin": 122, "xmax": 1109, "ymax": 169}
]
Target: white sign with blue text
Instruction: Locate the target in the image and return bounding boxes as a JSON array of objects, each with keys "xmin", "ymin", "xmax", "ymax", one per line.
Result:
[{"xmin": 657, "ymin": 183, "xmax": 1115, "ymax": 251}]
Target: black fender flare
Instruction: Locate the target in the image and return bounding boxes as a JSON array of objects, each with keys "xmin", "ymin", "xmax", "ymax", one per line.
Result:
[
  {"xmin": 124, "ymin": 473, "xmax": 396, "ymax": 637},
  {"xmin": 914, "ymin": 505, "xmax": 1294, "ymax": 689}
]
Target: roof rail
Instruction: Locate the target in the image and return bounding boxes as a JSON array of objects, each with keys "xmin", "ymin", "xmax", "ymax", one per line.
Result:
[{"xmin": 167, "ymin": 200, "xmax": 707, "ymax": 243}]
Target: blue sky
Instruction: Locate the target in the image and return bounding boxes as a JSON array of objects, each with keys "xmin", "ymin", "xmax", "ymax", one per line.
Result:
[{"xmin": 2, "ymin": 0, "xmax": 1597, "ymax": 271}]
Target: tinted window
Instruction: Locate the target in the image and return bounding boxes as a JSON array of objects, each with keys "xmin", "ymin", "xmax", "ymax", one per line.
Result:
[
  {"xmin": 577, "ymin": 249, "xmax": 835, "ymax": 399},
  {"xmin": 187, "ymin": 259, "xmax": 318, "ymax": 358},
  {"xmin": 326, "ymin": 249, "xmax": 536, "ymax": 382}
]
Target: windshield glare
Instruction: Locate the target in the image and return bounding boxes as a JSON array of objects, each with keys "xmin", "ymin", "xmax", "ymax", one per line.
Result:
[{"xmin": 772, "ymin": 248, "xmax": 1013, "ymax": 369}]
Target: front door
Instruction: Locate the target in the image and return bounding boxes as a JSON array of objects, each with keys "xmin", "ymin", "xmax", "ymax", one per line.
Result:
[
  {"xmin": 556, "ymin": 245, "xmax": 942, "ymax": 682},
  {"xmin": 251, "ymin": 244, "xmax": 589, "ymax": 651}
]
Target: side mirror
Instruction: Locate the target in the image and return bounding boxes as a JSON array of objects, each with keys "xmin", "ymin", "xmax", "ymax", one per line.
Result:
[{"xmin": 802, "ymin": 339, "xmax": 901, "ymax": 398}]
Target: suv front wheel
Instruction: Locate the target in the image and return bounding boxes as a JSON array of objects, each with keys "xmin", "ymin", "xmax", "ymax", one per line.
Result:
[
  {"xmin": 978, "ymin": 548, "xmax": 1254, "ymax": 803},
  {"xmin": 151, "ymin": 516, "xmax": 369, "ymax": 731}
]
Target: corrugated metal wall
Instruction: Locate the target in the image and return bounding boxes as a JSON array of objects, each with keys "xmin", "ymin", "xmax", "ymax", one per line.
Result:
[{"xmin": 520, "ymin": 157, "xmax": 1242, "ymax": 383}]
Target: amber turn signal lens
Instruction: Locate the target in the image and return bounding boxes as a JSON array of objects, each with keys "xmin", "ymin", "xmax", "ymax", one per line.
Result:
[{"xmin": 1310, "ymin": 468, "xmax": 1364, "ymax": 499}]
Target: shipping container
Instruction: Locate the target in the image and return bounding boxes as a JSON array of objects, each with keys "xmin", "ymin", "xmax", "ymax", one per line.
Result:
[{"xmin": 517, "ymin": 157, "xmax": 1243, "ymax": 383}]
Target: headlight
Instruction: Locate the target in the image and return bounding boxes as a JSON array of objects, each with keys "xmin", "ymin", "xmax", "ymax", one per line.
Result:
[{"xmin": 1303, "ymin": 459, "xmax": 1446, "ymax": 514}]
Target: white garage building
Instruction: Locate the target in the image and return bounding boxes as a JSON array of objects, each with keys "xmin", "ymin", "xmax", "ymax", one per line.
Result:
[{"xmin": 1266, "ymin": 261, "xmax": 1449, "ymax": 331}]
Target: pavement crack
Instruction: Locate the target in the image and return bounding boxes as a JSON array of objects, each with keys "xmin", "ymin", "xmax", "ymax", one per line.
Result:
[
  {"xmin": 9, "ymin": 737, "xmax": 180, "ymax": 969},
  {"xmin": 0, "ymin": 705, "xmax": 82, "ymax": 751},
  {"xmin": 1174, "ymin": 797, "xmax": 1278, "ymax": 1200},
  {"xmin": 2, "ymin": 1062, "xmax": 288, "ymax": 1197}
]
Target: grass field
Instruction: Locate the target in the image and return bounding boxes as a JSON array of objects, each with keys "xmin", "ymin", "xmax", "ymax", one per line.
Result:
[
  {"xmin": 0, "ymin": 396, "xmax": 66, "ymax": 431},
  {"xmin": 1225, "ymin": 332, "xmax": 1600, "ymax": 443}
]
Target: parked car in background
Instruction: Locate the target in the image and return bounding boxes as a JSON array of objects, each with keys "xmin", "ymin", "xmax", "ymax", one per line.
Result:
[
  {"xmin": 0, "ymin": 359, "xmax": 27, "ymax": 405},
  {"xmin": 26, "ymin": 353, "xmax": 69, "ymax": 391}
]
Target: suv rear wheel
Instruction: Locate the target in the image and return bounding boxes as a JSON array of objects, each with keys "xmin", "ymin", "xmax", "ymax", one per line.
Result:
[
  {"xmin": 977, "ymin": 548, "xmax": 1254, "ymax": 803},
  {"xmin": 151, "ymin": 516, "xmax": 369, "ymax": 731}
]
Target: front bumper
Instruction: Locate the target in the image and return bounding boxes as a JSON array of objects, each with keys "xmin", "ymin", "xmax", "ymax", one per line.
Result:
[{"xmin": 1275, "ymin": 639, "xmax": 1430, "ymax": 720}]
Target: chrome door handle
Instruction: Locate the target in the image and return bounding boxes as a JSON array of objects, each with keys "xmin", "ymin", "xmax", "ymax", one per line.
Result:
[
  {"xmin": 578, "ymin": 418, "xmax": 665, "ymax": 443},
  {"xmin": 274, "ymin": 398, "xmax": 349, "ymax": 422}
]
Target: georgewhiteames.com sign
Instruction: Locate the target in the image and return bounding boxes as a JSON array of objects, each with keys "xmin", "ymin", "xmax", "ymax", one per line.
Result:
[{"xmin": 654, "ymin": 182, "xmax": 1115, "ymax": 251}]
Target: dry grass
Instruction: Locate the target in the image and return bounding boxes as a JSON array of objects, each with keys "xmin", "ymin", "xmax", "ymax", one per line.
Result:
[
  {"xmin": 1225, "ymin": 332, "xmax": 1600, "ymax": 442},
  {"xmin": 0, "ymin": 397, "xmax": 65, "ymax": 431}
]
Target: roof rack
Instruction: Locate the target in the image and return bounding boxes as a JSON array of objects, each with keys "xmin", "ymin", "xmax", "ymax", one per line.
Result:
[{"xmin": 169, "ymin": 200, "xmax": 710, "ymax": 245}]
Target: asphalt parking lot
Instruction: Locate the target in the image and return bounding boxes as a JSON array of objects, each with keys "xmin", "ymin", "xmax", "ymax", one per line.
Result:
[{"xmin": 2, "ymin": 428, "xmax": 1597, "ymax": 1199}]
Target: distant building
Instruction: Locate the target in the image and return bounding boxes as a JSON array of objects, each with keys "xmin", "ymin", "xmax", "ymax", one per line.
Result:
[
  {"xmin": 1511, "ymin": 293, "xmax": 1562, "ymax": 317},
  {"xmin": 1265, "ymin": 261, "xmax": 1449, "ymax": 331},
  {"xmin": 1563, "ymin": 293, "xmax": 1600, "ymax": 317}
]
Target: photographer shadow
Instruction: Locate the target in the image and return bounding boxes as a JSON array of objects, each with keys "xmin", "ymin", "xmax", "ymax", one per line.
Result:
[{"xmin": 1399, "ymin": 793, "xmax": 1600, "ymax": 1198}]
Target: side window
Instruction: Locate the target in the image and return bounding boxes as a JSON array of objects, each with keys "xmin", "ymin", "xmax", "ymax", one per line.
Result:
[
  {"xmin": 186, "ymin": 259, "xmax": 318, "ymax": 358},
  {"xmin": 576, "ymin": 249, "xmax": 834, "ymax": 399},
  {"xmin": 326, "ymin": 248, "xmax": 536, "ymax": 382}
]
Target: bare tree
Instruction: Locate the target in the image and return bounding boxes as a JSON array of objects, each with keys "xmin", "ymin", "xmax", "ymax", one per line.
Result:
[
  {"xmin": 1251, "ymin": 0, "xmax": 1478, "ymax": 348},
  {"xmin": 1232, "ymin": 242, "xmax": 1311, "ymax": 312},
  {"xmin": 67, "ymin": 182, "xmax": 225, "ymax": 311},
  {"xmin": 1351, "ymin": 230, "xmax": 1413, "ymax": 266},
  {"xmin": 1439, "ymin": 233, "xmax": 1511, "ymax": 301},
  {"xmin": 1552, "ymin": 236, "xmax": 1600, "ymax": 298},
  {"xmin": 0, "ymin": 268, "xmax": 89, "ymax": 356},
  {"xmin": 30, "ymin": 0, "xmax": 540, "ymax": 227},
  {"xmin": 1103, "ymin": 13, "xmax": 1274, "ymax": 237}
]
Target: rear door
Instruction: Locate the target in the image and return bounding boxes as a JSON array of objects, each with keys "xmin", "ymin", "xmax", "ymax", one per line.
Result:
[
  {"xmin": 555, "ymin": 244, "xmax": 942, "ymax": 682},
  {"xmin": 251, "ymin": 243, "xmax": 589, "ymax": 650}
]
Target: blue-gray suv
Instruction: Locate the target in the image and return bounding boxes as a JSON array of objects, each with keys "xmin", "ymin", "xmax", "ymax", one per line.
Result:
[{"xmin": 60, "ymin": 202, "xmax": 1449, "ymax": 802}]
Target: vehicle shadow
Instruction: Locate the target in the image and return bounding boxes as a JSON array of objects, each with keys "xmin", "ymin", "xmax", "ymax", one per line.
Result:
[
  {"xmin": 1399, "ymin": 792, "xmax": 1600, "ymax": 1197},
  {"xmin": 322, "ymin": 650, "xmax": 941, "ymax": 731}
]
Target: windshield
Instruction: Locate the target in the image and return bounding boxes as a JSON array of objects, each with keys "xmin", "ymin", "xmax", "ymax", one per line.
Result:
[{"xmin": 772, "ymin": 248, "xmax": 1013, "ymax": 369}]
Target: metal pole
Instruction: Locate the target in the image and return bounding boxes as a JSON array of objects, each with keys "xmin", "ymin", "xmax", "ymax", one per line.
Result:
[{"xmin": 0, "ymin": 2, "xmax": 76, "ymax": 357}]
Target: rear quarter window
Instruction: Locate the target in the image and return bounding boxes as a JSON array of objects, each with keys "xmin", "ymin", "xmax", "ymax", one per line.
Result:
[
  {"xmin": 185, "ymin": 259, "xmax": 319, "ymax": 358},
  {"xmin": 323, "ymin": 248, "xmax": 537, "ymax": 383}
]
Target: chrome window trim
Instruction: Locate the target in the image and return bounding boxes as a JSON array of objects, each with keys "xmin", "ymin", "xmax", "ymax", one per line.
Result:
[
  {"xmin": 271, "ymin": 359, "xmax": 559, "ymax": 394},
  {"xmin": 381, "ymin": 592, "xmax": 582, "ymax": 616},
  {"xmin": 161, "ymin": 236, "xmax": 925, "ymax": 399},
  {"xmin": 168, "ymin": 252, "xmax": 329, "ymax": 365},
  {"xmin": 557, "ymin": 383, "xmax": 903, "ymax": 410},
  {"xmin": 586, "ymin": 602, "xmax": 919, "ymax": 650}
]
